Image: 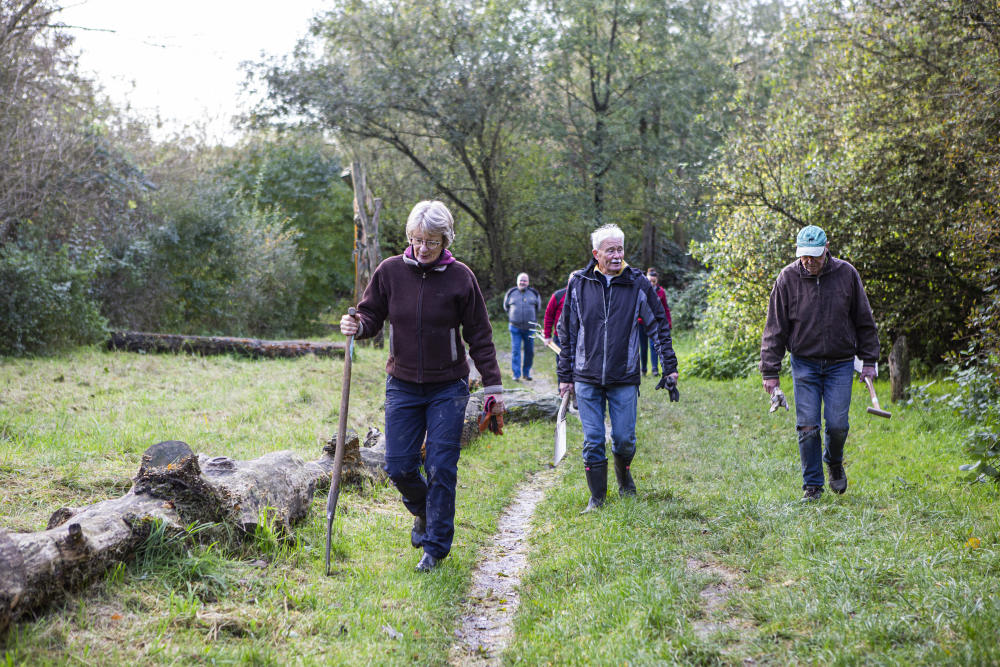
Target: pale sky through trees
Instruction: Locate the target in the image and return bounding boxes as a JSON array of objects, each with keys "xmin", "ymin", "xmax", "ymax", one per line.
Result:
[{"xmin": 59, "ymin": 0, "xmax": 324, "ymax": 141}]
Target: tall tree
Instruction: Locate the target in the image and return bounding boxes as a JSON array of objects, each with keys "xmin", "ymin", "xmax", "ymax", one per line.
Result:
[
  {"xmin": 545, "ymin": 0, "xmax": 730, "ymax": 270},
  {"xmin": 251, "ymin": 0, "xmax": 539, "ymax": 289}
]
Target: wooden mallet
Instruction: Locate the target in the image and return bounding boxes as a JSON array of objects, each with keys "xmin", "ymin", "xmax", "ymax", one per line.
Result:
[{"xmin": 863, "ymin": 376, "xmax": 891, "ymax": 419}]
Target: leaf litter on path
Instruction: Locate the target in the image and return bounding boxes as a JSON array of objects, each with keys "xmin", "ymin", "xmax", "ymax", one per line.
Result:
[{"xmin": 450, "ymin": 467, "xmax": 557, "ymax": 666}]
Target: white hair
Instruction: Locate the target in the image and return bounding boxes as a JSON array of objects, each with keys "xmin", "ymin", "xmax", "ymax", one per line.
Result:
[
  {"xmin": 591, "ymin": 224, "xmax": 625, "ymax": 251},
  {"xmin": 406, "ymin": 200, "xmax": 455, "ymax": 247},
  {"xmin": 517, "ymin": 273, "xmax": 529, "ymax": 281}
]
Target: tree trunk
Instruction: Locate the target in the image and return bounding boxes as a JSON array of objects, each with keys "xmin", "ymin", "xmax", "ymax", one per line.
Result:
[
  {"xmin": 889, "ymin": 336, "xmax": 910, "ymax": 403},
  {"xmin": 639, "ymin": 111, "xmax": 659, "ymax": 271},
  {"xmin": 593, "ymin": 117, "xmax": 606, "ymax": 222},
  {"xmin": 482, "ymin": 210, "xmax": 506, "ymax": 292},
  {"xmin": 107, "ymin": 332, "xmax": 345, "ymax": 359},
  {"xmin": 0, "ymin": 435, "xmax": 373, "ymax": 633}
]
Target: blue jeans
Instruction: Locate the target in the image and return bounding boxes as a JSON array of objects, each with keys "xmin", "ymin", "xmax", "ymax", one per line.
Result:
[
  {"xmin": 638, "ymin": 328, "xmax": 659, "ymax": 374},
  {"xmin": 383, "ymin": 375, "xmax": 470, "ymax": 559},
  {"xmin": 575, "ymin": 382, "xmax": 639, "ymax": 464},
  {"xmin": 509, "ymin": 325, "xmax": 534, "ymax": 379},
  {"xmin": 790, "ymin": 356, "xmax": 854, "ymax": 490}
]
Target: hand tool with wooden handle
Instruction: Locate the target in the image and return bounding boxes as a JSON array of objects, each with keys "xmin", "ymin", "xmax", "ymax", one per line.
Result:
[
  {"xmin": 553, "ymin": 391, "xmax": 570, "ymax": 466},
  {"xmin": 864, "ymin": 376, "xmax": 891, "ymax": 419},
  {"xmin": 326, "ymin": 307, "xmax": 356, "ymax": 575}
]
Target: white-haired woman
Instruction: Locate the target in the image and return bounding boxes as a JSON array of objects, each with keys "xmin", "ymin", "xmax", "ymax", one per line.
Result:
[{"xmin": 340, "ymin": 200, "xmax": 504, "ymax": 572}]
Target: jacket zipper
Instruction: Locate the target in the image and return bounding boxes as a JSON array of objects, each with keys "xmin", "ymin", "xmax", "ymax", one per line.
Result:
[
  {"xmin": 602, "ymin": 278, "xmax": 611, "ymax": 385},
  {"xmin": 418, "ymin": 271, "xmax": 426, "ymax": 382}
]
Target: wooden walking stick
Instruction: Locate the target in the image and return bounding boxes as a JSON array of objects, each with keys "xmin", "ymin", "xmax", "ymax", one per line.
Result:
[{"xmin": 326, "ymin": 307, "xmax": 357, "ymax": 575}]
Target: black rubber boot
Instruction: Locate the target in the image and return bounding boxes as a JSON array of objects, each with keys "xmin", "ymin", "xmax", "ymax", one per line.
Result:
[
  {"xmin": 613, "ymin": 453, "xmax": 636, "ymax": 497},
  {"xmin": 581, "ymin": 460, "xmax": 608, "ymax": 514},
  {"xmin": 415, "ymin": 552, "xmax": 439, "ymax": 572},
  {"xmin": 411, "ymin": 515, "xmax": 426, "ymax": 549},
  {"xmin": 826, "ymin": 462, "xmax": 848, "ymax": 494}
]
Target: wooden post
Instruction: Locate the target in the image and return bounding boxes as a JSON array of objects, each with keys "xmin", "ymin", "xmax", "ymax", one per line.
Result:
[
  {"xmin": 349, "ymin": 162, "xmax": 383, "ymax": 347},
  {"xmin": 889, "ymin": 335, "xmax": 910, "ymax": 403}
]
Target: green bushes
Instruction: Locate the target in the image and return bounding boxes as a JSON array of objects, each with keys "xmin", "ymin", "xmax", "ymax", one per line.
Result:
[
  {"xmin": 147, "ymin": 189, "xmax": 304, "ymax": 338},
  {"xmin": 665, "ymin": 272, "xmax": 708, "ymax": 331},
  {"xmin": 0, "ymin": 243, "xmax": 107, "ymax": 356}
]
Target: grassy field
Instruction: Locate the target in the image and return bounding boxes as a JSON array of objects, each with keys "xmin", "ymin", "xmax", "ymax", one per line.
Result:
[
  {"xmin": 513, "ymin": 335, "xmax": 1000, "ymax": 666},
  {"xmin": 2, "ymin": 330, "xmax": 999, "ymax": 665}
]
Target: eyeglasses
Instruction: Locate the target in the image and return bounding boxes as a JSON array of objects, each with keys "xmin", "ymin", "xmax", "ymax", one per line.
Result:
[{"xmin": 409, "ymin": 238, "xmax": 442, "ymax": 250}]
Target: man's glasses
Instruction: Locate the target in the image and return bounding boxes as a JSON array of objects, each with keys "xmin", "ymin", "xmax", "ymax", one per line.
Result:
[{"xmin": 410, "ymin": 238, "xmax": 442, "ymax": 250}]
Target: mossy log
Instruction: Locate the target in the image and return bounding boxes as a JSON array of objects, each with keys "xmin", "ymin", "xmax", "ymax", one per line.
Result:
[
  {"xmin": 0, "ymin": 437, "xmax": 360, "ymax": 633},
  {"xmin": 107, "ymin": 332, "xmax": 345, "ymax": 358}
]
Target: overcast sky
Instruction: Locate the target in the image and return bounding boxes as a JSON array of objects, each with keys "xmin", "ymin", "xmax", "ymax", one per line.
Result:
[{"xmin": 59, "ymin": 0, "xmax": 325, "ymax": 142}]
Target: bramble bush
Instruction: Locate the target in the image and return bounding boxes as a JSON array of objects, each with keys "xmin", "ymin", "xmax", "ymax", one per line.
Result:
[{"xmin": 0, "ymin": 243, "xmax": 107, "ymax": 356}]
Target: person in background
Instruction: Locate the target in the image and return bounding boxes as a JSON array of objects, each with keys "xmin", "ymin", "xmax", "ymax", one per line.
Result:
[
  {"xmin": 340, "ymin": 200, "xmax": 504, "ymax": 572},
  {"xmin": 542, "ymin": 272, "xmax": 578, "ymax": 349},
  {"xmin": 504, "ymin": 273, "xmax": 541, "ymax": 381},
  {"xmin": 638, "ymin": 268, "xmax": 672, "ymax": 377}
]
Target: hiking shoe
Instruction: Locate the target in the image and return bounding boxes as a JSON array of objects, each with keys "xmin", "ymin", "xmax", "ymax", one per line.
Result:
[
  {"xmin": 411, "ymin": 515, "xmax": 426, "ymax": 549},
  {"xmin": 802, "ymin": 485, "xmax": 823, "ymax": 502},
  {"xmin": 415, "ymin": 552, "xmax": 439, "ymax": 572},
  {"xmin": 652, "ymin": 370, "xmax": 660, "ymax": 377},
  {"xmin": 524, "ymin": 375, "xmax": 533, "ymax": 381},
  {"xmin": 827, "ymin": 462, "xmax": 847, "ymax": 494}
]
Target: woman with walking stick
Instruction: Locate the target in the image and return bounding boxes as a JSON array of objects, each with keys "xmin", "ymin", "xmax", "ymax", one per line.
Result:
[{"xmin": 339, "ymin": 201, "xmax": 504, "ymax": 572}]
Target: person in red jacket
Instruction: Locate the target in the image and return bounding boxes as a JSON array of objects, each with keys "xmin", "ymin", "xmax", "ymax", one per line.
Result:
[
  {"xmin": 542, "ymin": 272, "xmax": 577, "ymax": 347},
  {"xmin": 639, "ymin": 268, "xmax": 672, "ymax": 376}
]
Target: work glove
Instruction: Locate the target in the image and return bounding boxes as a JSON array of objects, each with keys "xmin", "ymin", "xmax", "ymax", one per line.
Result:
[
  {"xmin": 478, "ymin": 396, "xmax": 505, "ymax": 435},
  {"xmin": 769, "ymin": 387, "xmax": 789, "ymax": 412},
  {"xmin": 655, "ymin": 375, "xmax": 680, "ymax": 402}
]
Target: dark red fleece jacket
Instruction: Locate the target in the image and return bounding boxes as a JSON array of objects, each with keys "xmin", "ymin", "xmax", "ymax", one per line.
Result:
[{"xmin": 354, "ymin": 250, "xmax": 503, "ymax": 393}]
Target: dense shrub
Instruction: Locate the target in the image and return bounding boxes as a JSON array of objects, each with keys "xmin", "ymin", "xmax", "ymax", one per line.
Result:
[
  {"xmin": 0, "ymin": 243, "xmax": 106, "ymax": 356},
  {"xmin": 151, "ymin": 189, "xmax": 304, "ymax": 338},
  {"xmin": 665, "ymin": 272, "xmax": 709, "ymax": 331}
]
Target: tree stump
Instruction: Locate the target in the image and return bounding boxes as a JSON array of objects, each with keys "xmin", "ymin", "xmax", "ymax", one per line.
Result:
[{"xmin": 889, "ymin": 336, "xmax": 910, "ymax": 403}]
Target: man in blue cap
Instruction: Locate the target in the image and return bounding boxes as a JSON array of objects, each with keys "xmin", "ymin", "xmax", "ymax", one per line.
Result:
[{"xmin": 760, "ymin": 225, "xmax": 880, "ymax": 501}]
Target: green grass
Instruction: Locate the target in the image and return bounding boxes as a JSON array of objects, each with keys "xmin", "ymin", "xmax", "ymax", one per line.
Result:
[
  {"xmin": 0, "ymin": 328, "xmax": 551, "ymax": 666},
  {"xmin": 2, "ymin": 329, "xmax": 999, "ymax": 665},
  {"xmin": 511, "ymin": 332, "xmax": 1000, "ymax": 666}
]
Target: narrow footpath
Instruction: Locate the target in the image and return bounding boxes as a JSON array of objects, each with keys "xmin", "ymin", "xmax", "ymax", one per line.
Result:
[{"xmin": 450, "ymin": 465, "xmax": 558, "ymax": 664}]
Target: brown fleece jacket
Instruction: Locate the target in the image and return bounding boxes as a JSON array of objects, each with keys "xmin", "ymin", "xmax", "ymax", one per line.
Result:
[
  {"xmin": 760, "ymin": 254, "xmax": 880, "ymax": 379},
  {"xmin": 354, "ymin": 254, "xmax": 503, "ymax": 393}
]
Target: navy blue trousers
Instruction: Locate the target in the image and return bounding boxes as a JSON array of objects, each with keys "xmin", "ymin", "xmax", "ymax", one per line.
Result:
[{"xmin": 383, "ymin": 375, "xmax": 470, "ymax": 559}]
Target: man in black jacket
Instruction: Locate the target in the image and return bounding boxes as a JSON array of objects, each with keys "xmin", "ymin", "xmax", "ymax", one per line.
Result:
[{"xmin": 557, "ymin": 224, "xmax": 678, "ymax": 512}]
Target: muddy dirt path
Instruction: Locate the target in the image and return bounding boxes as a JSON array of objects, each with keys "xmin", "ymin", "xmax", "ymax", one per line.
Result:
[{"xmin": 450, "ymin": 467, "xmax": 558, "ymax": 665}]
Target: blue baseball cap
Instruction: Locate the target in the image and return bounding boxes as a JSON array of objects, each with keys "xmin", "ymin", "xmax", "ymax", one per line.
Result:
[{"xmin": 796, "ymin": 225, "xmax": 827, "ymax": 257}]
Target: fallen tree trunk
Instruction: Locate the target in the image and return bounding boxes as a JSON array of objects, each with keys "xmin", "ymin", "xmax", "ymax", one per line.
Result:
[
  {"xmin": 0, "ymin": 437, "xmax": 359, "ymax": 633},
  {"xmin": 461, "ymin": 388, "xmax": 561, "ymax": 446},
  {"xmin": 107, "ymin": 332, "xmax": 345, "ymax": 359}
]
